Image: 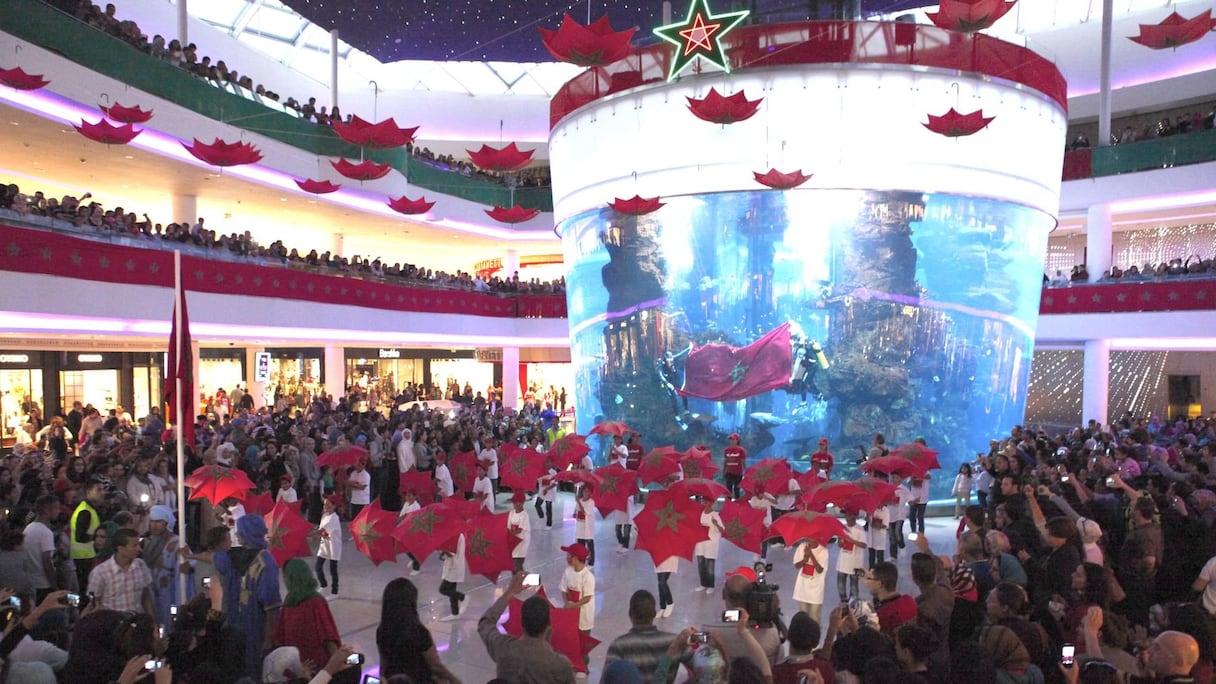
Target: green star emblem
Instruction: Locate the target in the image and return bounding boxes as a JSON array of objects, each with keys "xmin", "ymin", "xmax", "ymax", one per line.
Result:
[
  {"xmin": 355, "ymin": 520, "xmax": 381, "ymax": 545},
  {"xmin": 683, "ymin": 462, "xmax": 703, "ymax": 478},
  {"xmin": 267, "ymin": 522, "xmax": 286, "ymax": 550},
  {"xmin": 467, "ymin": 528, "xmax": 492, "ymax": 558},
  {"xmin": 508, "ymin": 458, "xmax": 528, "ymax": 476},
  {"xmin": 408, "ymin": 509, "xmax": 442, "ymax": 535},
  {"xmin": 654, "ymin": 501, "xmax": 685, "ymax": 533},
  {"xmin": 729, "ymin": 363, "xmax": 748, "ymax": 384},
  {"xmin": 722, "ymin": 517, "xmax": 749, "ymax": 544},
  {"xmin": 652, "ymin": 0, "xmax": 749, "ymax": 81},
  {"xmin": 600, "ymin": 473, "xmax": 620, "ymax": 495}
]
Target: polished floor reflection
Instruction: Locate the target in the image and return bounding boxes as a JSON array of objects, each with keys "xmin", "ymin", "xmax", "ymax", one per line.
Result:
[{"xmin": 323, "ymin": 493, "xmax": 959, "ymax": 683}]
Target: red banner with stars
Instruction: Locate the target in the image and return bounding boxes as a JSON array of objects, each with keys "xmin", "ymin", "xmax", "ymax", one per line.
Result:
[
  {"xmin": 0, "ymin": 223, "xmax": 566, "ymax": 318},
  {"xmin": 1039, "ymin": 281, "xmax": 1216, "ymax": 314}
]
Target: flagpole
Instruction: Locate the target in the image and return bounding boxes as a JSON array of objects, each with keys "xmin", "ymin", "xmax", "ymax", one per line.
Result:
[{"xmin": 174, "ymin": 250, "xmax": 188, "ymax": 601}]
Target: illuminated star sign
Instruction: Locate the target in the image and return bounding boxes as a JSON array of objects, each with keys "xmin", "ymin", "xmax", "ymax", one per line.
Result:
[{"xmin": 653, "ymin": 0, "xmax": 749, "ymax": 81}]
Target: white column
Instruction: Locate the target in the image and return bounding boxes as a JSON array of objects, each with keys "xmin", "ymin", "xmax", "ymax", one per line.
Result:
[
  {"xmin": 324, "ymin": 344, "xmax": 346, "ymax": 405},
  {"xmin": 1098, "ymin": 0, "xmax": 1114, "ymax": 146},
  {"xmin": 330, "ymin": 29, "xmax": 340, "ymax": 111},
  {"xmin": 1086, "ymin": 203, "xmax": 1112, "ymax": 282},
  {"xmin": 502, "ymin": 346, "xmax": 520, "ymax": 410},
  {"xmin": 177, "ymin": 0, "xmax": 189, "ymax": 46},
  {"xmin": 1083, "ymin": 339, "xmax": 1111, "ymax": 428},
  {"xmin": 173, "ymin": 194, "xmax": 197, "ymax": 226},
  {"xmin": 503, "ymin": 249, "xmax": 520, "ymax": 281},
  {"xmin": 245, "ymin": 347, "xmax": 266, "ymax": 410}
]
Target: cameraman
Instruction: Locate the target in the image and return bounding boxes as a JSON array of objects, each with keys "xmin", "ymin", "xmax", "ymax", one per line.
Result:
[{"xmin": 704, "ymin": 568, "xmax": 783, "ymax": 667}]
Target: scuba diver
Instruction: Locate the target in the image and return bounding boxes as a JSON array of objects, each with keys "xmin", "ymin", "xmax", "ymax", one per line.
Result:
[{"xmin": 785, "ymin": 323, "xmax": 830, "ymax": 403}]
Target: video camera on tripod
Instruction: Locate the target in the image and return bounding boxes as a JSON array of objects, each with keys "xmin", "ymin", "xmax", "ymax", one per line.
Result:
[{"xmin": 746, "ymin": 561, "xmax": 781, "ymax": 627}]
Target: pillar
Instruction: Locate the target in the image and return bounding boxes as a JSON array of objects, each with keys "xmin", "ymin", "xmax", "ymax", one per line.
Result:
[
  {"xmin": 1083, "ymin": 339, "xmax": 1111, "ymax": 428},
  {"xmin": 245, "ymin": 347, "xmax": 266, "ymax": 410},
  {"xmin": 503, "ymin": 249, "xmax": 520, "ymax": 282},
  {"xmin": 502, "ymin": 346, "xmax": 520, "ymax": 410},
  {"xmin": 173, "ymin": 194, "xmax": 197, "ymax": 226},
  {"xmin": 329, "ymin": 29, "xmax": 340, "ymax": 111},
  {"xmin": 1086, "ymin": 203, "xmax": 1112, "ymax": 282},
  {"xmin": 324, "ymin": 344, "xmax": 346, "ymax": 404},
  {"xmin": 177, "ymin": 0, "xmax": 188, "ymax": 46},
  {"xmin": 1097, "ymin": 0, "xmax": 1114, "ymax": 147}
]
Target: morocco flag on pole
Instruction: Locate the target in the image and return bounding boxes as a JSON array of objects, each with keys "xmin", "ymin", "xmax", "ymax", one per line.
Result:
[
  {"xmin": 166, "ymin": 251, "xmax": 194, "ymax": 449},
  {"xmin": 678, "ymin": 322, "xmax": 793, "ymax": 402}
]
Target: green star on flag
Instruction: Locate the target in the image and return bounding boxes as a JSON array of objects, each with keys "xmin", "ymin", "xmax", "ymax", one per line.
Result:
[
  {"xmin": 600, "ymin": 473, "xmax": 620, "ymax": 495},
  {"xmin": 355, "ymin": 521, "xmax": 381, "ymax": 545},
  {"xmin": 729, "ymin": 362, "xmax": 748, "ymax": 384},
  {"xmin": 654, "ymin": 501, "xmax": 685, "ymax": 533},
  {"xmin": 467, "ymin": 528, "xmax": 492, "ymax": 558},
  {"xmin": 653, "ymin": 0, "xmax": 749, "ymax": 81},
  {"xmin": 722, "ymin": 517, "xmax": 749, "ymax": 545},
  {"xmin": 408, "ymin": 509, "xmax": 442, "ymax": 535}
]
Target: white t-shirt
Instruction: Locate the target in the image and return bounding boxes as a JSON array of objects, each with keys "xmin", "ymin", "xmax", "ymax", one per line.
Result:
[
  {"xmin": 276, "ymin": 487, "xmax": 298, "ymax": 504},
  {"xmin": 473, "ymin": 476, "xmax": 494, "ymax": 512},
  {"xmin": 318, "ymin": 511, "xmax": 342, "ymax": 561},
  {"xmin": 22, "ymin": 521, "xmax": 56, "ymax": 590},
  {"xmin": 434, "ymin": 464, "xmax": 454, "ymax": 497},
  {"xmin": 656, "ymin": 555, "xmax": 678, "ymax": 573},
  {"xmin": 837, "ymin": 521, "xmax": 867, "ymax": 574},
  {"xmin": 749, "ymin": 495, "xmax": 774, "ymax": 525},
  {"xmin": 482, "ymin": 448, "xmax": 499, "ymax": 479},
  {"xmin": 1200, "ymin": 555, "xmax": 1216, "ymax": 615},
  {"xmin": 348, "ymin": 469, "xmax": 372, "ymax": 505},
  {"xmin": 539, "ymin": 468, "xmax": 557, "ymax": 502},
  {"xmin": 575, "ymin": 498, "xmax": 596, "ymax": 539},
  {"xmin": 442, "ymin": 534, "xmax": 466, "ymax": 583},
  {"xmin": 792, "ymin": 542, "xmax": 830, "ymax": 604},
  {"xmin": 397, "ymin": 438, "xmax": 416, "ymax": 472},
  {"xmin": 695, "ymin": 510, "xmax": 723, "ymax": 559},
  {"xmin": 867, "ymin": 508, "xmax": 888, "ymax": 549},
  {"xmin": 399, "ymin": 500, "xmax": 422, "ymax": 517},
  {"xmin": 560, "ymin": 565, "xmax": 596, "ymax": 630},
  {"xmin": 775, "ymin": 477, "xmax": 801, "ymax": 511},
  {"xmin": 887, "ymin": 485, "xmax": 911, "ymax": 522},
  {"xmin": 507, "ymin": 508, "xmax": 530, "ymax": 558}
]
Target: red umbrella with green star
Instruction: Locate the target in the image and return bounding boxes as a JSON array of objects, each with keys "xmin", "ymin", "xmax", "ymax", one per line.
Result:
[
  {"xmin": 637, "ymin": 447, "xmax": 682, "ymax": 486},
  {"xmin": 678, "ymin": 446, "xmax": 719, "ymax": 480},
  {"xmin": 184, "ymin": 465, "xmax": 255, "ymax": 505},
  {"xmin": 348, "ymin": 499, "xmax": 399, "ymax": 565},
  {"xmin": 504, "ymin": 587, "xmax": 602, "ymax": 674},
  {"xmin": 548, "ymin": 434, "xmax": 591, "ymax": 470},
  {"xmin": 265, "ymin": 499, "xmax": 312, "ymax": 567},
  {"xmin": 392, "ymin": 500, "xmax": 472, "ymax": 563},
  {"xmin": 718, "ymin": 498, "xmax": 768, "ymax": 554},
  {"xmin": 741, "ymin": 457, "xmax": 794, "ymax": 495},
  {"xmin": 633, "ymin": 488, "xmax": 708, "ymax": 564},
  {"xmin": 448, "ymin": 450, "xmax": 478, "ymax": 493},
  {"xmin": 463, "ymin": 510, "xmax": 520, "ymax": 581},
  {"xmin": 592, "ymin": 463, "xmax": 638, "ymax": 516},
  {"xmin": 497, "ymin": 442, "xmax": 546, "ymax": 492}
]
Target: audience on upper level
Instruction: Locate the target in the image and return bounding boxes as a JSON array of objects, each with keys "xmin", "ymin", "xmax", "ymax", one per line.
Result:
[
  {"xmin": 1067, "ymin": 103, "xmax": 1216, "ymax": 151},
  {"xmin": 1046, "ymin": 254, "xmax": 1215, "ymax": 287}
]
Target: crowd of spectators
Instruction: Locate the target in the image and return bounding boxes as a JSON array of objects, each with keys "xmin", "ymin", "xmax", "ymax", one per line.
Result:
[
  {"xmin": 410, "ymin": 146, "xmax": 552, "ymax": 189},
  {"xmin": 0, "ymin": 183, "xmax": 566, "ymax": 295},
  {"xmin": 1045, "ymin": 254, "xmax": 1215, "ymax": 287},
  {"xmin": 1067, "ymin": 104, "xmax": 1215, "ymax": 151}
]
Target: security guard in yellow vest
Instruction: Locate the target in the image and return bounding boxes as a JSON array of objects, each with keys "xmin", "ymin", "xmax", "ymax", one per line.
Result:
[{"xmin": 70, "ymin": 475, "xmax": 107, "ymax": 592}]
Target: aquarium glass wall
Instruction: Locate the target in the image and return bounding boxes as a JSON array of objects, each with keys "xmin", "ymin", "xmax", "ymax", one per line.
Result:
[{"xmin": 559, "ymin": 189, "xmax": 1054, "ymax": 498}]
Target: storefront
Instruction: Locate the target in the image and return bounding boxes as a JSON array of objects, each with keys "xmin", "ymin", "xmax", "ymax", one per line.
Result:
[
  {"xmin": 58, "ymin": 351, "xmax": 163, "ymax": 422},
  {"xmin": 344, "ymin": 348, "xmax": 423, "ymax": 401},
  {"xmin": 0, "ymin": 351, "xmax": 47, "ymax": 449},
  {"xmin": 198, "ymin": 348, "xmax": 247, "ymax": 404},
  {"xmin": 264, "ymin": 348, "xmax": 324, "ymax": 405}
]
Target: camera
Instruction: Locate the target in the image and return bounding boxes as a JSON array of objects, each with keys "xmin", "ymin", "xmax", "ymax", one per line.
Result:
[
  {"xmin": 1105, "ymin": 477, "xmax": 1116, "ymax": 487},
  {"xmin": 363, "ymin": 677, "xmax": 382, "ymax": 684},
  {"xmin": 169, "ymin": 604, "xmax": 178, "ymax": 616},
  {"xmin": 746, "ymin": 567, "xmax": 781, "ymax": 627},
  {"xmin": 722, "ymin": 609, "xmax": 741, "ymax": 623},
  {"xmin": 346, "ymin": 653, "xmax": 365, "ymax": 666},
  {"xmin": 65, "ymin": 593, "xmax": 80, "ymax": 607},
  {"xmin": 1060, "ymin": 644, "xmax": 1075, "ymax": 666},
  {"xmin": 202, "ymin": 577, "xmax": 212, "ymax": 589},
  {"xmin": 144, "ymin": 659, "xmax": 166, "ymax": 671},
  {"xmin": 690, "ymin": 632, "xmax": 709, "ymax": 644},
  {"xmin": 907, "ymin": 532, "xmax": 919, "ymax": 541},
  {"xmin": 522, "ymin": 573, "xmax": 540, "ymax": 588}
]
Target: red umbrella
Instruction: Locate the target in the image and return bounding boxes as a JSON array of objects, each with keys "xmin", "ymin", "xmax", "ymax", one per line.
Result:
[
  {"xmin": 467, "ymin": 142, "xmax": 534, "ymax": 172},
  {"xmin": 448, "ymin": 450, "xmax": 478, "ymax": 493},
  {"xmin": 387, "ymin": 195, "xmax": 435, "ymax": 215},
  {"xmin": 804, "ymin": 477, "xmax": 897, "ymax": 514},
  {"xmin": 0, "ymin": 66, "xmax": 49, "ymax": 90},
  {"xmin": 678, "ymin": 448, "xmax": 719, "ymax": 480},
  {"xmin": 741, "ymin": 458, "xmax": 795, "ymax": 495},
  {"xmin": 294, "ymin": 178, "xmax": 341, "ymax": 194},
  {"xmin": 538, "ymin": 13, "xmax": 637, "ymax": 67},
  {"xmin": 548, "ymin": 435, "xmax": 591, "ymax": 470},
  {"xmin": 923, "ymin": 108, "xmax": 996, "ymax": 138},
  {"xmin": 392, "ymin": 501, "xmax": 472, "ymax": 562},
  {"xmin": 860, "ymin": 455, "xmax": 927, "ymax": 480},
  {"xmin": 330, "ymin": 158, "xmax": 392, "ymax": 181},
  {"xmin": 184, "ymin": 465, "xmax": 255, "ymax": 504},
  {"xmin": 795, "ymin": 469, "xmax": 826, "ymax": 496},
  {"xmin": 636, "ymin": 450, "xmax": 681, "ymax": 486},
  {"xmin": 769, "ymin": 510, "xmax": 851, "ymax": 548},
  {"xmin": 670, "ymin": 478, "xmax": 730, "ymax": 501},
  {"xmin": 497, "ymin": 443, "xmax": 546, "ymax": 492},
  {"xmin": 75, "ymin": 119, "xmax": 141, "ymax": 145},
  {"xmin": 317, "ymin": 444, "xmax": 369, "ymax": 469},
  {"xmin": 505, "ymin": 588, "xmax": 601, "ymax": 673},
  {"xmin": 332, "ymin": 115, "xmax": 418, "ymax": 148},
  {"xmin": 182, "ymin": 138, "xmax": 263, "ymax": 166},
  {"xmin": 99, "ymin": 102, "xmax": 153, "ymax": 123},
  {"xmin": 592, "ymin": 464, "xmax": 638, "ymax": 516},
  {"xmin": 926, "ymin": 0, "xmax": 1016, "ymax": 32},
  {"xmin": 485, "ymin": 204, "xmax": 541, "ymax": 224},
  {"xmin": 589, "ymin": 420, "xmax": 635, "ymax": 437},
  {"xmin": 243, "ymin": 490, "xmax": 274, "ymax": 516},
  {"xmin": 265, "ymin": 499, "xmax": 313, "ymax": 567},
  {"xmin": 718, "ymin": 499, "xmax": 769, "ymax": 553},
  {"xmin": 398, "ymin": 469, "xmax": 433, "ymax": 498},
  {"xmin": 686, "ymin": 88, "xmax": 763, "ymax": 124},
  {"xmin": 754, "ymin": 168, "xmax": 813, "ymax": 190},
  {"xmin": 349, "ymin": 500, "xmax": 399, "ymax": 565},
  {"xmin": 892, "ymin": 442, "xmax": 942, "ymax": 473},
  {"xmin": 608, "ymin": 196, "xmax": 664, "ymax": 216},
  {"xmin": 633, "ymin": 488, "xmax": 708, "ymax": 564},
  {"xmin": 554, "ymin": 469, "xmax": 601, "ymax": 490},
  {"xmin": 463, "ymin": 511, "xmax": 519, "ymax": 581},
  {"xmin": 1129, "ymin": 10, "xmax": 1216, "ymax": 49}
]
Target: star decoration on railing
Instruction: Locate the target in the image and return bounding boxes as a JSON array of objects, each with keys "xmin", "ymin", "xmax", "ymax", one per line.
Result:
[{"xmin": 653, "ymin": 0, "xmax": 749, "ymax": 81}]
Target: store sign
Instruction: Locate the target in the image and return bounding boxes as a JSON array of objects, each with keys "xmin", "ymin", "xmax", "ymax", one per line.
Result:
[
  {"xmin": 0, "ymin": 354, "xmax": 30, "ymax": 364},
  {"xmin": 476, "ymin": 348, "xmax": 503, "ymax": 363},
  {"xmin": 77, "ymin": 354, "xmax": 104, "ymax": 363},
  {"xmin": 378, "ymin": 348, "xmax": 401, "ymax": 359},
  {"xmin": 255, "ymin": 352, "xmax": 271, "ymax": 382}
]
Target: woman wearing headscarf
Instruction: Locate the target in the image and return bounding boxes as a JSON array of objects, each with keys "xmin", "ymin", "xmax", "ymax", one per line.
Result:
[
  {"xmin": 376, "ymin": 577, "xmax": 463, "ymax": 684},
  {"xmin": 142, "ymin": 504, "xmax": 179, "ymax": 628},
  {"xmin": 274, "ymin": 558, "xmax": 347, "ymax": 681},
  {"xmin": 215, "ymin": 513, "xmax": 282, "ymax": 680},
  {"xmin": 978, "ymin": 624, "xmax": 1045, "ymax": 684}
]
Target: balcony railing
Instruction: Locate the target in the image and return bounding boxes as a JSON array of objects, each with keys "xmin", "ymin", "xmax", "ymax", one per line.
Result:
[{"xmin": 1062, "ymin": 128, "xmax": 1216, "ymax": 181}]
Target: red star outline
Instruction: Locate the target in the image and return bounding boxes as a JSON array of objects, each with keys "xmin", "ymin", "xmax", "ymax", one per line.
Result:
[{"xmin": 678, "ymin": 12, "xmax": 721, "ymax": 56}]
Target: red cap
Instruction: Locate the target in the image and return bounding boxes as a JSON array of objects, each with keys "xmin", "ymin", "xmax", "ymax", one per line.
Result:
[
  {"xmin": 561, "ymin": 543, "xmax": 590, "ymax": 561},
  {"xmin": 819, "ymin": 438, "xmax": 829, "ymax": 445},
  {"xmin": 729, "ymin": 433, "xmax": 740, "ymax": 441},
  {"xmin": 511, "ymin": 490, "xmax": 527, "ymax": 503},
  {"xmin": 728, "ymin": 566, "xmax": 757, "ymax": 581}
]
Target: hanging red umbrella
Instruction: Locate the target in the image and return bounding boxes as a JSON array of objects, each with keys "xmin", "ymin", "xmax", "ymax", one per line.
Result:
[
  {"xmin": 505, "ymin": 588, "xmax": 601, "ymax": 673},
  {"xmin": 99, "ymin": 102, "xmax": 153, "ymax": 123},
  {"xmin": 860, "ymin": 455, "xmax": 928, "ymax": 479},
  {"xmin": 243, "ymin": 490, "xmax": 275, "ymax": 516},
  {"xmin": 330, "ymin": 158, "xmax": 393, "ymax": 181},
  {"xmin": 741, "ymin": 457, "xmax": 795, "ymax": 495},
  {"xmin": 448, "ymin": 450, "xmax": 479, "ymax": 493},
  {"xmin": 678, "ymin": 448, "xmax": 719, "ymax": 481},
  {"xmin": 923, "ymin": 108, "xmax": 995, "ymax": 137},
  {"xmin": 754, "ymin": 168, "xmax": 813, "ymax": 190},
  {"xmin": 182, "ymin": 138, "xmax": 263, "ymax": 166},
  {"xmin": 592, "ymin": 463, "xmax": 638, "ymax": 516},
  {"xmin": 608, "ymin": 195, "xmax": 664, "ymax": 216},
  {"xmin": 265, "ymin": 499, "xmax": 313, "ymax": 567},
  {"xmin": 548, "ymin": 434, "xmax": 591, "ymax": 470},
  {"xmin": 387, "ymin": 195, "xmax": 435, "ymax": 215},
  {"xmin": 769, "ymin": 510, "xmax": 852, "ymax": 548},
  {"xmin": 892, "ymin": 442, "xmax": 943, "ymax": 473},
  {"xmin": 634, "ymin": 488, "xmax": 709, "ymax": 564},
  {"xmin": 392, "ymin": 500, "xmax": 472, "ymax": 562},
  {"xmin": 670, "ymin": 478, "xmax": 730, "ymax": 501},
  {"xmin": 463, "ymin": 510, "xmax": 519, "ymax": 581},
  {"xmin": 554, "ymin": 469, "xmax": 602, "ymax": 490},
  {"xmin": 927, "ymin": 0, "xmax": 1017, "ymax": 32},
  {"xmin": 332, "ymin": 115, "xmax": 418, "ymax": 148},
  {"xmin": 686, "ymin": 88, "xmax": 763, "ymax": 124},
  {"xmin": 0, "ymin": 66, "xmax": 49, "ymax": 90},
  {"xmin": 349, "ymin": 500, "xmax": 399, "ymax": 565},
  {"xmin": 184, "ymin": 465, "xmax": 255, "ymax": 504},
  {"xmin": 75, "ymin": 119, "xmax": 141, "ymax": 145},
  {"xmin": 590, "ymin": 420, "xmax": 635, "ymax": 437},
  {"xmin": 294, "ymin": 178, "xmax": 342, "ymax": 194},
  {"xmin": 1129, "ymin": 10, "xmax": 1216, "ymax": 49},
  {"xmin": 485, "ymin": 204, "xmax": 541, "ymax": 224},
  {"xmin": 718, "ymin": 499, "xmax": 768, "ymax": 553},
  {"xmin": 317, "ymin": 444, "xmax": 369, "ymax": 469},
  {"xmin": 498, "ymin": 443, "xmax": 546, "ymax": 492},
  {"xmin": 466, "ymin": 142, "xmax": 535, "ymax": 172},
  {"xmin": 636, "ymin": 450, "xmax": 681, "ymax": 486},
  {"xmin": 398, "ymin": 469, "xmax": 434, "ymax": 498},
  {"xmin": 538, "ymin": 13, "xmax": 637, "ymax": 66}
]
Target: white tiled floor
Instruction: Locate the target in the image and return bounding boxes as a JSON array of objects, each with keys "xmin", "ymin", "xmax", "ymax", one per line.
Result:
[{"xmin": 321, "ymin": 494, "xmax": 960, "ymax": 683}]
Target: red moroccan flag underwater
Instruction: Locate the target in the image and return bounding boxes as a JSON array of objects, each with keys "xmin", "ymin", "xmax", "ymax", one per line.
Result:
[
  {"xmin": 678, "ymin": 322, "xmax": 793, "ymax": 401},
  {"xmin": 165, "ymin": 268, "xmax": 194, "ymax": 448}
]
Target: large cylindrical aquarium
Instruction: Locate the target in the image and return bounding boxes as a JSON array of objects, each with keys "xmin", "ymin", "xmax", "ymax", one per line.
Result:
[{"xmin": 548, "ymin": 21, "xmax": 1067, "ymax": 496}]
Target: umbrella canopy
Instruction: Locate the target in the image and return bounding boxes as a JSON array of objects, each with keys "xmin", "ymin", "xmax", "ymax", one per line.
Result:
[
  {"xmin": 553, "ymin": 469, "xmax": 601, "ymax": 490},
  {"xmin": 795, "ymin": 469, "xmax": 827, "ymax": 497},
  {"xmin": 769, "ymin": 510, "xmax": 851, "ymax": 548},
  {"xmin": 860, "ymin": 455, "xmax": 927, "ymax": 480},
  {"xmin": 317, "ymin": 444, "xmax": 369, "ymax": 469},
  {"xmin": 463, "ymin": 511, "xmax": 520, "ymax": 581},
  {"xmin": 497, "ymin": 443, "xmax": 546, "ymax": 491},
  {"xmin": 633, "ymin": 488, "xmax": 709, "ymax": 564},
  {"xmin": 741, "ymin": 457, "xmax": 795, "ymax": 495},
  {"xmin": 589, "ymin": 420, "xmax": 635, "ymax": 437},
  {"xmin": 265, "ymin": 500, "xmax": 312, "ymax": 567},
  {"xmin": 803, "ymin": 477, "xmax": 898, "ymax": 514},
  {"xmin": 670, "ymin": 478, "xmax": 730, "ymax": 501},
  {"xmin": 505, "ymin": 588, "xmax": 601, "ymax": 673},
  {"xmin": 892, "ymin": 442, "xmax": 942, "ymax": 473},
  {"xmin": 592, "ymin": 464, "xmax": 639, "ymax": 516},
  {"xmin": 398, "ymin": 469, "xmax": 433, "ymax": 498},
  {"xmin": 448, "ymin": 450, "xmax": 479, "ymax": 493},
  {"xmin": 718, "ymin": 499, "xmax": 769, "ymax": 554},
  {"xmin": 548, "ymin": 434, "xmax": 591, "ymax": 470},
  {"xmin": 184, "ymin": 465, "xmax": 255, "ymax": 504},
  {"xmin": 392, "ymin": 500, "xmax": 473, "ymax": 563},
  {"xmin": 243, "ymin": 490, "xmax": 275, "ymax": 516},
  {"xmin": 637, "ymin": 449, "xmax": 681, "ymax": 486},
  {"xmin": 349, "ymin": 500, "xmax": 399, "ymax": 565},
  {"xmin": 678, "ymin": 447, "xmax": 719, "ymax": 480}
]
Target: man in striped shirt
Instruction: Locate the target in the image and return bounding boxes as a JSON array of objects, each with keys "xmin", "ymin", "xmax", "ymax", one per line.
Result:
[{"xmin": 601, "ymin": 590, "xmax": 691, "ymax": 684}]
